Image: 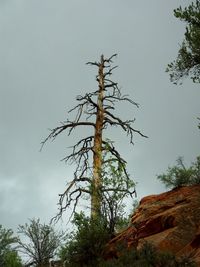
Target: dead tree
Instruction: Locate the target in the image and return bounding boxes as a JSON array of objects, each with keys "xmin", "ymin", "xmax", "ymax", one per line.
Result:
[{"xmin": 41, "ymin": 54, "xmax": 147, "ymax": 221}]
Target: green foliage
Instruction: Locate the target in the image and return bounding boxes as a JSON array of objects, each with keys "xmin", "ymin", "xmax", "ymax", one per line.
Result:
[
  {"xmin": 3, "ymin": 250, "xmax": 22, "ymax": 267},
  {"xmin": 99, "ymin": 242, "xmax": 158, "ymax": 267},
  {"xmin": 18, "ymin": 218, "xmax": 62, "ymax": 266},
  {"xmin": 59, "ymin": 144, "xmax": 137, "ymax": 265},
  {"xmin": 0, "ymin": 225, "xmax": 22, "ymax": 267},
  {"xmin": 0, "ymin": 225, "xmax": 17, "ymax": 254},
  {"xmin": 59, "ymin": 215, "xmax": 196, "ymax": 267},
  {"xmin": 59, "ymin": 212, "xmax": 111, "ymax": 267},
  {"xmin": 58, "ymin": 145, "xmax": 138, "ymax": 265},
  {"xmin": 101, "ymin": 145, "xmax": 136, "ymax": 234},
  {"xmin": 157, "ymin": 156, "xmax": 200, "ymax": 189},
  {"xmin": 99, "ymin": 242, "xmax": 196, "ymax": 267},
  {"xmin": 166, "ymin": 0, "xmax": 200, "ymax": 84}
]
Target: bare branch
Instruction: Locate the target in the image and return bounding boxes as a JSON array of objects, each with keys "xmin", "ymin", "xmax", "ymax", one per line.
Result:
[
  {"xmin": 102, "ymin": 140, "xmax": 126, "ymax": 165},
  {"xmin": 102, "ymin": 187, "xmax": 135, "ymax": 196},
  {"xmin": 40, "ymin": 121, "xmax": 95, "ymax": 150},
  {"xmin": 104, "ymin": 65, "xmax": 118, "ymax": 77},
  {"xmin": 104, "ymin": 54, "xmax": 118, "ymax": 63},
  {"xmin": 86, "ymin": 54, "xmax": 117, "ymax": 67},
  {"xmin": 103, "ymin": 109, "xmax": 147, "ymax": 143},
  {"xmin": 86, "ymin": 61, "xmax": 100, "ymax": 67},
  {"xmin": 53, "ymin": 186, "xmax": 91, "ymax": 222}
]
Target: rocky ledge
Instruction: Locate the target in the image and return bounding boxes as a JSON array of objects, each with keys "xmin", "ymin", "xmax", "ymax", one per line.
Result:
[{"xmin": 106, "ymin": 185, "xmax": 200, "ymax": 266}]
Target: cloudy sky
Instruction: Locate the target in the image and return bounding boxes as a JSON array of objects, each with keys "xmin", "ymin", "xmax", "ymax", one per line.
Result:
[{"xmin": 0, "ymin": 0, "xmax": 200, "ymax": 233}]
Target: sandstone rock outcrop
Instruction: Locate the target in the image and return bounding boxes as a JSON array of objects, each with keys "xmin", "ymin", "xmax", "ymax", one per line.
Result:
[{"xmin": 106, "ymin": 185, "xmax": 200, "ymax": 266}]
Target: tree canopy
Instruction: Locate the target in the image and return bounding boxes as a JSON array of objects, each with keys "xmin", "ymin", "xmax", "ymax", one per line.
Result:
[
  {"xmin": 166, "ymin": 0, "xmax": 200, "ymax": 84},
  {"xmin": 17, "ymin": 219, "xmax": 62, "ymax": 266},
  {"xmin": 0, "ymin": 225, "xmax": 22, "ymax": 267}
]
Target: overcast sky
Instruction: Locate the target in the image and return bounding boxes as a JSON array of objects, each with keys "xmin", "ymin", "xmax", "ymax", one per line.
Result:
[{"xmin": 0, "ymin": 0, "xmax": 200, "ymax": 233}]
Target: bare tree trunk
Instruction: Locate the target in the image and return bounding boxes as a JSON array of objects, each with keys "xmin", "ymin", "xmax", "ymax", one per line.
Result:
[{"xmin": 91, "ymin": 55, "xmax": 105, "ymax": 220}]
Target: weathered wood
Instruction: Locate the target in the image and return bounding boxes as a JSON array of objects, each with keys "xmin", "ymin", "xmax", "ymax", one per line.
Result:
[{"xmin": 91, "ymin": 55, "xmax": 105, "ymax": 219}]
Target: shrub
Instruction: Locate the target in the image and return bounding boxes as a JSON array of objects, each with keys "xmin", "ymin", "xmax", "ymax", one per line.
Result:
[
  {"xmin": 157, "ymin": 156, "xmax": 200, "ymax": 189},
  {"xmin": 59, "ymin": 211, "xmax": 197, "ymax": 267},
  {"xmin": 59, "ymin": 212, "xmax": 111, "ymax": 267},
  {"xmin": 99, "ymin": 241, "xmax": 196, "ymax": 267},
  {"xmin": 3, "ymin": 251, "xmax": 22, "ymax": 267},
  {"xmin": 60, "ymin": 218, "xmax": 196, "ymax": 267}
]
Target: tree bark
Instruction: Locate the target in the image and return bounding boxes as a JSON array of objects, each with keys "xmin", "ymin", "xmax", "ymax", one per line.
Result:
[{"xmin": 91, "ymin": 55, "xmax": 105, "ymax": 220}]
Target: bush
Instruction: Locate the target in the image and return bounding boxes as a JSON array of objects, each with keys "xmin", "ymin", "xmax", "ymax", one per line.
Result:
[
  {"xmin": 60, "ymin": 231, "xmax": 196, "ymax": 267},
  {"xmin": 157, "ymin": 156, "xmax": 200, "ymax": 189},
  {"xmin": 58, "ymin": 211, "xmax": 197, "ymax": 267},
  {"xmin": 59, "ymin": 212, "xmax": 111, "ymax": 267},
  {"xmin": 3, "ymin": 251, "xmax": 22, "ymax": 267},
  {"xmin": 99, "ymin": 242, "xmax": 196, "ymax": 267}
]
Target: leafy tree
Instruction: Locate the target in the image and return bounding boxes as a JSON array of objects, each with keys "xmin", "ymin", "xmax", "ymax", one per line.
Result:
[
  {"xmin": 42, "ymin": 54, "xmax": 147, "ymax": 221},
  {"xmin": 157, "ymin": 156, "xmax": 200, "ymax": 189},
  {"xmin": 166, "ymin": 0, "xmax": 200, "ymax": 84},
  {"xmin": 0, "ymin": 225, "xmax": 22, "ymax": 267},
  {"xmin": 17, "ymin": 218, "xmax": 62, "ymax": 267}
]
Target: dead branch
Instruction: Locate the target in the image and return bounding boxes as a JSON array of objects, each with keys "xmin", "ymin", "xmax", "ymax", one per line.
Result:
[
  {"xmin": 40, "ymin": 121, "xmax": 95, "ymax": 150},
  {"xmin": 55, "ymin": 186, "xmax": 91, "ymax": 222}
]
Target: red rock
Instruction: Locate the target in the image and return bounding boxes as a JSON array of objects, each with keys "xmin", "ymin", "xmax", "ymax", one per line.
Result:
[{"xmin": 106, "ymin": 185, "xmax": 200, "ymax": 266}]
